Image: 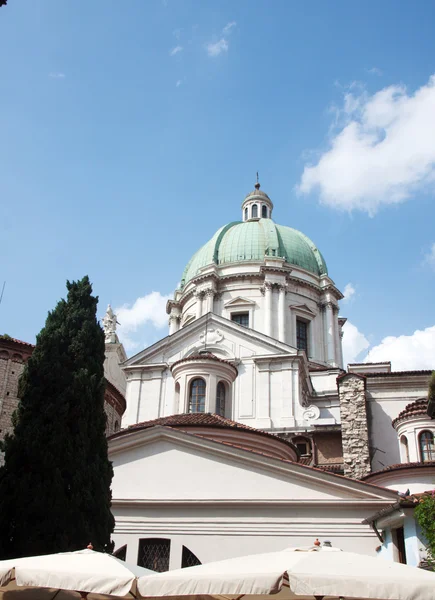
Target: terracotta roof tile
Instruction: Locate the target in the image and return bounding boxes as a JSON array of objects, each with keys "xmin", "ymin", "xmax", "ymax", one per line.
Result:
[
  {"xmin": 316, "ymin": 463, "xmax": 345, "ymax": 474},
  {"xmin": 0, "ymin": 336, "xmax": 35, "ymax": 348},
  {"xmin": 361, "ymin": 461, "xmax": 435, "ymax": 479},
  {"xmin": 170, "ymin": 352, "xmax": 237, "ymax": 374},
  {"xmin": 392, "ymin": 398, "xmax": 430, "ymax": 428},
  {"xmin": 110, "ymin": 412, "xmax": 297, "ymax": 453}
]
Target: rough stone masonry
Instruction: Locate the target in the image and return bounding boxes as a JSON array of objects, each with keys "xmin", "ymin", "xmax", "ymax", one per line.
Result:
[{"xmin": 338, "ymin": 373, "xmax": 371, "ymax": 479}]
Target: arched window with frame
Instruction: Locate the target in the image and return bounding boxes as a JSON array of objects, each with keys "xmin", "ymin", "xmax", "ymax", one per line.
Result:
[
  {"xmin": 251, "ymin": 204, "xmax": 258, "ymax": 218},
  {"xmin": 400, "ymin": 435, "xmax": 409, "ymax": 463},
  {"xmin": 244, "ymin": 207, "xmax": 248, "ymax": 221},
  {"xmin": 262, "ymin": 205, "xmax": 267, "ymax": 218},
  {"xmin": 419, "ymin": 430, "xmax": 434, "ymax": 462},
  {"xmin": 216, "ymin": 381, "xmax": 226, "ymax": 416},
  {"xmin": 189, "ymin": 378, "xmax": 206, "ymax": 413}
]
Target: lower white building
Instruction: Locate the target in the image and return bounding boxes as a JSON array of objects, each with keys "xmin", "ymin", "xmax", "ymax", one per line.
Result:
[{"xmin": 108, "ymin": 181, "xmax": 434, "ymax": 569}]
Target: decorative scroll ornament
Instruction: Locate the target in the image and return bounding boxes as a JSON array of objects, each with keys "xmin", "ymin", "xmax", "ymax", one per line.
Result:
[
  {"xmin": 199, "ymin": 328, "xmax": 224, "ymax": 345},
  {"xmin": 303, "ymin": 405, "xmax": 320, "ymax": 421}
]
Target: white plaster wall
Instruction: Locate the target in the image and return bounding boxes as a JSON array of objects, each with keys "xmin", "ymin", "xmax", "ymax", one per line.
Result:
[
  {"xmin": 396, "ymin": 417, "xmax": 435, "ymax": 463},
  {"xmin": 367, "ymin": 383, "xmax": 430, "ymax": 471},
  {"xmin": 364, "ymin": 466, "xmax": 435, "ymax": 494},
  {"xmin": 111, "ymin": 438, "xmax": 364, "ymax": 501},
  {"xmin": 112, "ymin": 507, "xmax": 381, "ymax": 570}
]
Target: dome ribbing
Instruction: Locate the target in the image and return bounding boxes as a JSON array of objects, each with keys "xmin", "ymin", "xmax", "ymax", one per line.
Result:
[{"xmin": 181, "ymin": 218, "xmax": 327, "ymax": 287}]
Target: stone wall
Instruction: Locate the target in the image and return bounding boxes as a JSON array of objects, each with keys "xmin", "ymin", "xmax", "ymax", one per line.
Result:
[
  {"xmin": 0, "ymin": 338, "xmax": 125, "ymax": 457},
  {"xmin": 338, "ymin": 373, "xmax": 371, "ymax": 479}
]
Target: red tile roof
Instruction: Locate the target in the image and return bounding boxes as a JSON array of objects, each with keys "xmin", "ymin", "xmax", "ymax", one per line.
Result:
[
  {"xmin": 316, "ymin": 463, "xmax": 345, "ymax": 474},
  {"xmin": 392, "ymin": 398, "xmax": 430, "ymax": 428},
  {"xmin": 0, "ymin": 336, "xmax": 35, "ymax": 348},
  {"xmin": 170, "ymin": 352, "xmax": 237, "ymax": 374},
  {"xmin": 362, "ymin": 461, "xmax": 435, "ymax": 479},
  {"xmin": 111, "ymin": 412, "xmax": 292, "ymax": 446}
]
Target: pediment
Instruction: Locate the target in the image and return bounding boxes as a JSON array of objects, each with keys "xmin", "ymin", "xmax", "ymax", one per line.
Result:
[
  {"xmin": 123, "ymin": 313, "xmax": 297, "ymax": 368},
  {"xmin": 109, "ymin": 426, "xmax": 398, "ymax": 504},
  {"xmin": 224, "ymin": 296, "xmax": 256, "ymax": 308},
  {"xmin": 290, "ymin": 303, "xmax": 317, "ymax": 317}
]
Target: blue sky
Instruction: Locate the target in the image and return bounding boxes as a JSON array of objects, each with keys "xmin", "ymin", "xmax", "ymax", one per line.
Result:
[{"xmin": 1, "ymin": 0, "xmax": 435, "ymax": 368}]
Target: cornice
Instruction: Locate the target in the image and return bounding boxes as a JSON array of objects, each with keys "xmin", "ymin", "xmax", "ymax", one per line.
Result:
[{"xmin": 112, "ymin": 498, "xmax": 395, "ymax": 508}]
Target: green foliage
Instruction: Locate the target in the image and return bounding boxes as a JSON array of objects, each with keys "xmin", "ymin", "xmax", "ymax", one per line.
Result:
[
  {"xmin": 0, "ymin": 276, "xmax": 114, "ymax": 558},
  {"xmin": 0, "ymin": 334, "xmax": 12, "ymax": 340},
  {"xmin": 415, "ymin": 492, "xmax": 435, "ymax": 570}
]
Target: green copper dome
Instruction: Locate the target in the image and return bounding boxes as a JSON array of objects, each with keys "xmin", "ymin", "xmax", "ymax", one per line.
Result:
[{"xmin": 181, "ymin": 218, "xmax": 327, "ymax": 287}]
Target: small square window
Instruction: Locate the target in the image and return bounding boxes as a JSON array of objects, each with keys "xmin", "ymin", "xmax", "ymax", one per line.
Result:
[
  {"xmin": 296, "ymin": 319, "xmax": 309, "ymax": 353},
  {"xmin": 231, "ymin": 312, "xmax": 249, "ymax": 327}
]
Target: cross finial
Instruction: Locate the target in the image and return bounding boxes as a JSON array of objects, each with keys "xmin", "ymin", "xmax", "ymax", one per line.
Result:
[{"xmin": 255, "ymin": 172, "xmax": 260, "ymax": 190}]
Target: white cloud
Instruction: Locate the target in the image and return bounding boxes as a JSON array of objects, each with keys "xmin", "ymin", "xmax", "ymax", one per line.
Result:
[
  {"xmin": 364, "ymin": 325, "xmax": 435, "ymax": 370},
  {"xmin": 342, "ymin": 282, "xmax": 356, "ymax": 303},
  {"xmin": 176, "ymin": 80, "xmax": 182, "ymax": 87},
  {"xmin": 206, "ymin": 38, "xmax": 228, "ymax": 57},
  {"xmin": 115, "ymin": 291, "xmax": 170, "ymax": 334},
  {"xmin": 222, "ymin": 21, "xmax": 236, "ymax": 35},
  {"xmin": 298, "ymin": 74, "xmax": 435, "ymax": 215},
  {"xmin": 367, "ymin": 67, "xmax": 383, "ymax": 76},
  {"xmin": 342, "ymin": 321, "xmax": 370, "ymax": 366},
  {"xmin": 170, "ymin": 45, "xmax": 183, "ymax": 56},
  {"xmin": 424, "ymin": 242, "xmax": 435, "ymax": 270},
  {"xmin": 49, "ymin": 72, "xmax": 65, "ymax": 79}
]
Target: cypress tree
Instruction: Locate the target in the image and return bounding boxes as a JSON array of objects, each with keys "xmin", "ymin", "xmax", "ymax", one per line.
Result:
[{"xmin": 0, "ymin": 276, "xmax": 114, "ymax": 558}]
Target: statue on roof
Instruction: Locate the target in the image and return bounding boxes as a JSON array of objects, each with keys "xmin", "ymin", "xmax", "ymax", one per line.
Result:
[{"xmin": 102, "ymin": 304, "xmax": 119, "ymax": 344}]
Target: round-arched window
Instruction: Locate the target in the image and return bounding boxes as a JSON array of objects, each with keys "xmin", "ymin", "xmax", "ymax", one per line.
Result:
[
  {"xmin": 262, "ymin": 205, "xmax": 267, "ymax": 218},
  {"xmin": 189, "ymin": 378, "xmax": 206, "ymax": 413},
  {"xmin": 251, "ymin": 204, "xmax": 258, "ymax": 218},
  {"xmin": 244, "ymin": 207, "xmax": 248, "ymax": 221},
  {"xmin": 400, "ymin": 435, "xmax": 409, "ymax": 463},
  {"xmin": 419, "ymin": 430, "xmax": 434, "ymax": 462},
  {"xmin": 216, "ymin": 382, "xmax": 226, "ymax": 417}
]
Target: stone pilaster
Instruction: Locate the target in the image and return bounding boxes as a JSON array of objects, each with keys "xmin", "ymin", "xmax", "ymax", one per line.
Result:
[
  {"xmin": 338, "ymin": 373, "xmax": 371, "ymax": 479},
  {"xmin": 263, "ymin": 281, "xmax": 273, "ymax": 337},
  {"xmin": 277, "ymin": 283, "xmax": 287, "ymax": 343}
]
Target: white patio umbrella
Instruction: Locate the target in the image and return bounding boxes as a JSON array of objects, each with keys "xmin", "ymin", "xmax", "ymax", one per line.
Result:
[
  {"xmin": 136, "ymin": 546, "xmax": 435, "ymax": 600},
  {"xmin": 0, "ymin": 548, "xmax": 153, "ymax": 598}
]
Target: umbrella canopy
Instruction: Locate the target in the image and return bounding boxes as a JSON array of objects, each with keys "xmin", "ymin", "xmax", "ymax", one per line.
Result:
[
  {"xmin": 0, "ymin": 548, "xmax": 153, "ymax": 597},
  {"xmin": 0, "ymin": 566, "xmax": 12, "ymax": 588},
  {"xmin": 137, "ymin": 546, "xmax": 435, "ymax": 600}
]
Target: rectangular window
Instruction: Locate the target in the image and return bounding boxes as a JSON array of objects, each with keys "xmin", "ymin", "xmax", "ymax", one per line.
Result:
[
  {"xmin": 296, "ymin": 319, "xmax": 309, "ymax": 354},
  {"xmin": 231, "ymin": 312, "xmax": 249, "ymax": 327}
]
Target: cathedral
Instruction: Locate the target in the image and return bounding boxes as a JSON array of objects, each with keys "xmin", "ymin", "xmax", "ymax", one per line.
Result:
[
  {"xmin": 106, "ymin": 182, "xmax": 434, "ymax": 571},
  {"xmin": 1, "ymin": 182, "xmax": 434, "ymax": 572}
]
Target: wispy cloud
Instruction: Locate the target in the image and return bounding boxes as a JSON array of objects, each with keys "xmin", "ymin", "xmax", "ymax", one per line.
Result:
[
  {"xmin": 173, "ymin": 28, "xmax": 182, "ymax": 40},
  {"xmin": 206, "ymin": 21, "xmax": 236, "ymax": 57},
  {"xmin": 49, "ymin": 72, "xmax": 65, "ymax": 79},
  {"xmin": 206, "ymin": 38, "xmax": 228, "ymax": 57},
  {"xmin": 424, "ymin": 242, "xmax": 435, "ymax": 270},
  {"xmin": 298, "ymin": 74, "xmax": 435, "ymax": 215},
  {"xmin": 222, "ymin": 21, "xmax": 236, "ymax": 35},
  {"xmin": 170, "ymin": 45, "xmax": 183, "ymax": 56},
  {"xmin": 176, "ymin": 79, "xmax": 183, "ymax": 87},
  {"xmin": 342, "ymin": 282, "xmax": 356, "ymax": 303},
  {"xmin": 366, "ymin": 67, "xmax": 383, "ymax": 76}
]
